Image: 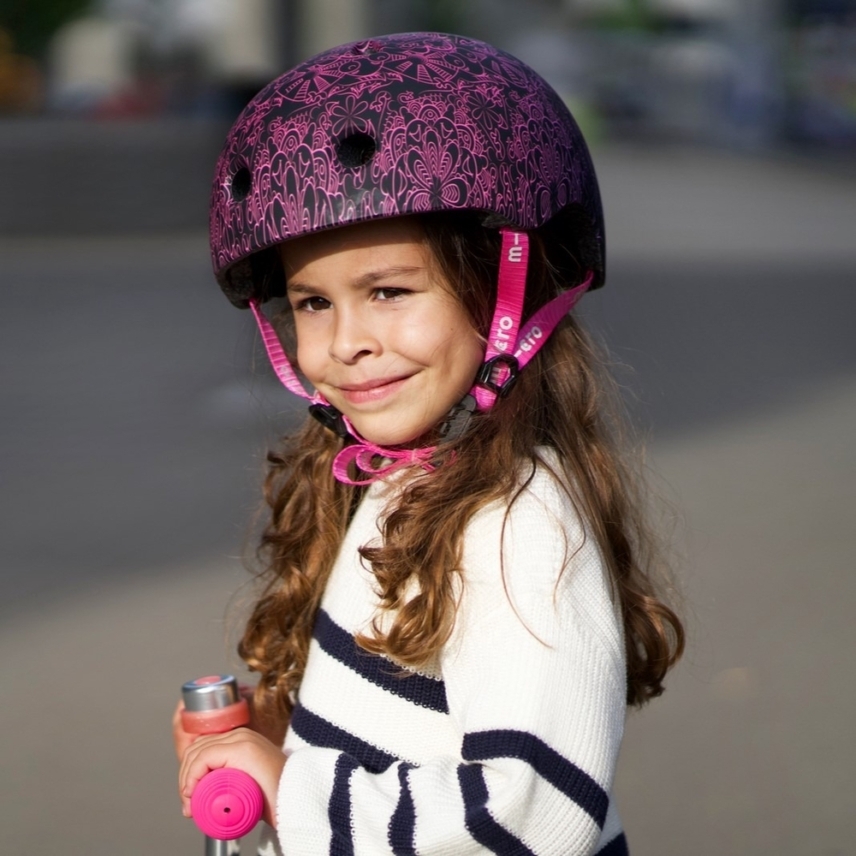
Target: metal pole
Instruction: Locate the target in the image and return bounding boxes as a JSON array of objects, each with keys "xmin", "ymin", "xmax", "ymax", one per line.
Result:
[{"xmin": 205, "ymin": 837, "xmax": 241, "ymax": 856}]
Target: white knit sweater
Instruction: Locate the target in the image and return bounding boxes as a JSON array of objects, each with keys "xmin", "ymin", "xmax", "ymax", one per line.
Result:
[{"xmin": 258, "ymin": 458, "xmax": 628, "ymax": 855}]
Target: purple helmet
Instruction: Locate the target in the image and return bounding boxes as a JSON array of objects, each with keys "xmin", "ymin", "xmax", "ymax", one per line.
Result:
[{"xmin": 210, "ymin": 32, "xmax": 605, "ymax": 306}]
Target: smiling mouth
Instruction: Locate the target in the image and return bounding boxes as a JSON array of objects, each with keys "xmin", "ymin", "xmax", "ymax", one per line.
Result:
[{"xmin": 336, "ymin": 375, "xmax": 413, "ymax": 403}]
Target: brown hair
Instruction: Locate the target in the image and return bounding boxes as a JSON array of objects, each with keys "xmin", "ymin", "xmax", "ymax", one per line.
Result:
[{"xmin": 239, "ymin": 211, "xmax": 684, "ymax": 726}]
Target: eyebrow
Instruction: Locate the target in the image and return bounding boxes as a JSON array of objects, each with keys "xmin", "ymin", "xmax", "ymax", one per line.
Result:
[{"xmin": 286, "ymin": 265, "xmax": 425, "ymax": 294}]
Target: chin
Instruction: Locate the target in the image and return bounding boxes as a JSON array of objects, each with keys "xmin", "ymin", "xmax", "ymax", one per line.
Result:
[
  {"xmin": 350, "ymin": 420, "xmax": 423, "ymax": 448},
  {"xmin": 361, "ymin": 430, "xmax": 419, "ymax": 448}
]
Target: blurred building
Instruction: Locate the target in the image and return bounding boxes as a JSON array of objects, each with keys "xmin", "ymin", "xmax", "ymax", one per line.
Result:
[
  {"xmin": 35, "ymin": 0, "xmax": 373, "ymax": 119},
  {"xmin": 3, "ymin": 0, "xmax": 854, "ymax": 146},
  {"xmin": 44, "ymin": 0, "xmax": 286, "ymax": 118},
  {"xmin": 0, "ymin": 28, "xmax": 43, "ymax": 113},
  {"xmin": 785, "ymin": 0, "xmax": 856, "ymax": 145}
]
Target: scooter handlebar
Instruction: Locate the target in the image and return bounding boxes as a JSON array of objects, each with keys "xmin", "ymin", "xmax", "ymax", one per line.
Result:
[{"xmin": 181, "ymin": 675, "xmax": 264, "ymax": 841}]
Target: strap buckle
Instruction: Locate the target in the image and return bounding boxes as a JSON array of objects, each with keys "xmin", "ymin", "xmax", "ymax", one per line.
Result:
[
  {"xmin": 437, "ymin": 393, "xmax": 477, "ymax": 441},
  {"xmin": 475, "ymin": 354, "xmax": 520, "ymax": 397},
  {"xmin": 308, "ymin": 403, "xmax": 349, "ymax": 438}
]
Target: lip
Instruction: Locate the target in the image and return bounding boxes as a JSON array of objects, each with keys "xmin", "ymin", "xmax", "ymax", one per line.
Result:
[{"xmin": 336, "ymin": 374, "xmax": 413, "ymax": 404}]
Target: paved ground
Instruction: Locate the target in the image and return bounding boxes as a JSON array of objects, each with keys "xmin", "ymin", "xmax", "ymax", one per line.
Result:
[
  {"xmin": 616, "ymin": 376, "xmax": 856, "ymax": 854},
  {"xmin": 1, "ymin": 143, "xmax": 854, "ymax": 854}
]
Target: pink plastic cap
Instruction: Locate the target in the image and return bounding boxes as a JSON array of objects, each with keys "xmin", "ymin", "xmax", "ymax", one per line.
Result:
[
  {"xmin": 181, "ymin": 698, "xmax": 250, "ymax": 735},
  {"xmin": 191, "ymin": 768, "xmax": 264, "ymax": 840}
]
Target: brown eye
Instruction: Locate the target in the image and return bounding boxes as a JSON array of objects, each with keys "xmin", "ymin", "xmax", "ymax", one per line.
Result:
[
  {"xmin": 375, "ymin": 288, "xmax": 407, "ymax": 301},
  {"xmin": 298, "ymin": 296, "xmax": 331, "ymax": 313}
]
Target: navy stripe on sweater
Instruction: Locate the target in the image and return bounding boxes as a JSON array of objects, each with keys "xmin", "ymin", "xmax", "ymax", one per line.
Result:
[
  {"xmin": 313, "ymin": 609, "xmax": 449, "ymax": 713},
  {"xmin": 387, "ymin": 762, "xmax": 417, "ymax": 855},
  {"xmin": 291, "ymin": 703, "xmax": 398, "ymax": 774},
  {"xmin": 328, "ymin": 754, "xmax": 359, "ymax": 856},
  {"xmin": 463, "ymin": 729, "xmax": 609, "ymax": 828},
  {"xmin": 598, "ymin": 832, "xmax": 629, "ymax": 855},
  {"xmin": 458, "ymin": 763, "xmax": 536, "ymax": 855}
]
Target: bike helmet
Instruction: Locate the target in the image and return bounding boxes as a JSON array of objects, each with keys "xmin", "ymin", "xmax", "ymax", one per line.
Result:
[
  {"xmin": 210, "ymin": 32, "xmax": 604, "ymax": 305},
  {"xmin": 209, "ymin": 32, "xmax": 605, "ymax": 482}
]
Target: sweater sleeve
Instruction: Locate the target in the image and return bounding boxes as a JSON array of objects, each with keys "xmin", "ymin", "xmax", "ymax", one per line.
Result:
[{"xmin": 271, "ymin": 464, "xmax": 627, "ymax": 855}]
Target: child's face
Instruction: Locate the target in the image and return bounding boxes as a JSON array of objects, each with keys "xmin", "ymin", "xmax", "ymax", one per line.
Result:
[{"xmin": 280, "ymin": 218, "xmax": 484, "ymax": 447}]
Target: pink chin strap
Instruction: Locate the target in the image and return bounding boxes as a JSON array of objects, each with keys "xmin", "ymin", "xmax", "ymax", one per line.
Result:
[{"xmin": 249, "ymin": 228, "xmax": 593, "ymax": 485}]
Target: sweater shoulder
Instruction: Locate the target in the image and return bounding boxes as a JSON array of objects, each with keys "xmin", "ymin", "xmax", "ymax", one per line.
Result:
[{"xmin": 456, "ymin": 453, "xmax": 624, "ymax": 666}]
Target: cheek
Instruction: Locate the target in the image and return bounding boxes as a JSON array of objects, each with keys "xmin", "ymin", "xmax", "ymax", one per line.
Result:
[
  {"xmin": 294, "ymin": 326, "xmax": 324, "ymax": 380},
  {"xmin": 456, "ymin": 333, "xmax": 486, "ymax": 388},
  {"xmin": 413, "ymin": 300, "xmax": 480, "ymax": 362},
  {"xmin": 421, "ymin": 320, "xmax": 484, "ymax": 386}
]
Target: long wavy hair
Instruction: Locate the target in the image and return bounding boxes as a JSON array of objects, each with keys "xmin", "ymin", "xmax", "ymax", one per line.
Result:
[{"xmin": 239, "ymin": 210, "xmax": 684, "ymax": 728}]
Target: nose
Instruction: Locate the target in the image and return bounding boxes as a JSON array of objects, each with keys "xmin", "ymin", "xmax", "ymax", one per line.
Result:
[{"xmin": 328, "ymin": 306, "xmax": 381, "ymax": 364}]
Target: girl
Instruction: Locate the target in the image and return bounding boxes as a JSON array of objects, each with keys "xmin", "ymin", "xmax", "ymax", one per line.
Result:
[{"xmin": 175, "ymin": 33, "xmax": 684, "ymax": 856}]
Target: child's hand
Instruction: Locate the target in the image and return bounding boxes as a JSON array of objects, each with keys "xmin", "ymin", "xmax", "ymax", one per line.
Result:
[
  {"xmin": 172, "ymin": 689, "xmax": 288, "ymax": 761},
  {"xmin": 171, "ymin": 699, "xmax": 196, "ymax": 761},
  {"xmin": 178, "ymin": 727, "xmax": 287, "ymax": 827}
]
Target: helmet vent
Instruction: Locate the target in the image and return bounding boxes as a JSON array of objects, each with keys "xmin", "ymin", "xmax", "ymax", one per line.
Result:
[
  {"xmin": 231, "ymin": 166, "xmax": 252, "ymax": 201},
  {"xmin": 336, "ymin": 131, "xmax": 376, "ymax": 168}
]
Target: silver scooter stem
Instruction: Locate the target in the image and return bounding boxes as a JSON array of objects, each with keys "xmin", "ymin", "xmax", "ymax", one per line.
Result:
[{"xmin": 205, "ymin": 836, "xmax": 241, "ymax": 856}]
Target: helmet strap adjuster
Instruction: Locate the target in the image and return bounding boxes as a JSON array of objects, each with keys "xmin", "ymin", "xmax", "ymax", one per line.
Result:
[
  {"xmin": 437, "ymin": 394, "xmax": 477, "ymax": 441},
  {"xmin": 308, "ymin": 403, "xmax": 349, "ymax": 438},
  {"xmin": 475, "ymin": 354, "xmax": 519, "ymax": 397}
]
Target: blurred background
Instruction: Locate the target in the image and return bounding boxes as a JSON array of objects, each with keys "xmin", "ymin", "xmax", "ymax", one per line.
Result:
[{"xmin": 1, "ymin": 1, "xmax": 854, "ymax": 854}]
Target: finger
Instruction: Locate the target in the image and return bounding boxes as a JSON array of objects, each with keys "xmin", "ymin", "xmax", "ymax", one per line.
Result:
[
  {"xmin": 171, "ymin": 699, "xmax": 198, "ymax": 762},
  {"xmin": 172, "ymin": 701, "xmax": 185, "ymax": 761},
  {"xmin": 179, "ymin": 733, "xmax": 258, "ymax": 819},
  {"xmin": 179, "ymin": 729, "xmax": 255, "ymax": 797},
  {"xmin": 178, "ymin": 733, "xmax": 223, "ymax": 817},
  {"xmin": 171, "ymin": 699, "xmax": 185, "ymax": 733}
]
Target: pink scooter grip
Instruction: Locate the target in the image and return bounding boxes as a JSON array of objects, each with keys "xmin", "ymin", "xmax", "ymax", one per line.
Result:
[
  {"xmin": 181, "ymin": 675, "xmax": 264, "ymax": 842},
  {"xmin": 191, "ymin": 768, "xmax": 265, "ymax": 839}
]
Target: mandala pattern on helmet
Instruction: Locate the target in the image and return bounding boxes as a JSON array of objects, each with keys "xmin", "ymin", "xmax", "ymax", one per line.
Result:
[{"xmin": 210, "ymin": 33, "xmax": 602, "ymax": 292}]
